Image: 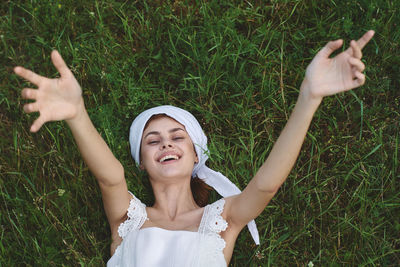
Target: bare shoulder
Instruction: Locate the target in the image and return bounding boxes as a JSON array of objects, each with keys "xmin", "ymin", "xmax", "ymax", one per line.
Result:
[
  {"xmin": 109, "ymin": 192, "xmax": 135, "ymax": 256},
  {"xmin": 222, "ymin": 195, "xmax": 248, "ymax": 230},
  {"xmin": 220, "ymin": 196, "xmax": 247, "ymax": 264}
]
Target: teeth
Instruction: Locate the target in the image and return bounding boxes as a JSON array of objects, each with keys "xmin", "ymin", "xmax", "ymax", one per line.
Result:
[{"xmin": 159, "ymin": 155, "xmax": 179, "ymax": 163}]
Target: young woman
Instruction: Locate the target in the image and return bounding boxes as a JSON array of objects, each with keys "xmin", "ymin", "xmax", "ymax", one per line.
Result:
[{"xmin": 14, "ymin": 30, "xmax": 375, "ymax": 266}]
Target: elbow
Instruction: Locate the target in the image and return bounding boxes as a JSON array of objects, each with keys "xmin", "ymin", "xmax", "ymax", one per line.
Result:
[
  {"xmin": 98, "ymin": 164, "xmax": 125, "ymax": 187},
  {"xmin": 261, "ymin": 185, "xmax": 280, "ymax": 194},
  {"xmin": 255, "ymin": 179, "xmax": 281, "ymax": 194}
]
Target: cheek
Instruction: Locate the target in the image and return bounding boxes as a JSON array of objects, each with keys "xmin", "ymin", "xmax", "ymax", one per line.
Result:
[
  {"xmin": 185, "ymin": 144, "xmax": 197, "ymax": 160},
  {"xmin": 140, "ymin": 145, "xmax": 154, "ymax": 163}
]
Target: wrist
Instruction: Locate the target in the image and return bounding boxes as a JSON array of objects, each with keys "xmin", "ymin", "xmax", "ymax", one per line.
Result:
[
  {"xmin": 66, "ymin": 98, "xmax": 87, "ymax": 126},
  {"xmin": 299, "ymin": 79, "xmax": 323, "ymax": 108}
]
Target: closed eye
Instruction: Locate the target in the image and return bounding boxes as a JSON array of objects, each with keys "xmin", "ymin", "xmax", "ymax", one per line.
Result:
[{"xmin": 148, "ymin": 141, "xmax": 159, "ymax": 145}]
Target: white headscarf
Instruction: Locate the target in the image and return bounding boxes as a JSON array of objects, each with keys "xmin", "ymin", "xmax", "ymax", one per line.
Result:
[{"xmin": 129, "ymin": 105, "xmax": 260, "ymax": 245}]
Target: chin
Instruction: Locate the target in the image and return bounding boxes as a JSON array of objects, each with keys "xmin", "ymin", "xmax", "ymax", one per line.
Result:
[{"xmin": 149, "ymin": 168, "xmax": 193, "ymax": 182}]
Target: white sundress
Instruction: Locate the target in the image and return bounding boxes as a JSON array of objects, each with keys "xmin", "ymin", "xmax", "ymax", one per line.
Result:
[{"xmin": 107, "ymin": 195, "xmax": 228, "ymax": 267}]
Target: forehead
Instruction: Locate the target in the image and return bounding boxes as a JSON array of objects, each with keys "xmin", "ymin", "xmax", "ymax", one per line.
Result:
[{"xmin": 143, "ymin": 115, "xmax": 186, "ymax": 134}]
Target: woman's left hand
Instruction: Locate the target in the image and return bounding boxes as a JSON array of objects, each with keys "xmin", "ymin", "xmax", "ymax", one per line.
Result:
[{"xmin": 301, "ymin": 30, "xmax": 375, "ymax": 101}]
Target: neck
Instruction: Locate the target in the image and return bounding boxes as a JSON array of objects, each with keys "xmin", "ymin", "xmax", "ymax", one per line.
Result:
[{"xmin": 150, "ymin": 176, "xmax": 199, "ymax": 220}]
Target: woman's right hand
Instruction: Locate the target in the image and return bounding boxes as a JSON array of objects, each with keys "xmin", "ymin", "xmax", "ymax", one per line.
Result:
[{"xmin": 14, "ymin": 50, "xmax": 83, "ymax": 132}]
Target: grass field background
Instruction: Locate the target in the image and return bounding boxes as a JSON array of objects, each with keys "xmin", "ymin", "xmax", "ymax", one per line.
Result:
[{"xmin": 1, "ymin": 0, "xmax": 399, "ymax": 266}]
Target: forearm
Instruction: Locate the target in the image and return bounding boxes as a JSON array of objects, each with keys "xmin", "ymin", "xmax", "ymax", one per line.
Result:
[
  {"xmin": 66, "ymin": 100, "xmax": 124, "ymax": 186},
  {"xmin": 254, "ymin": 82, "xmax": 322, "ymax": 192}
]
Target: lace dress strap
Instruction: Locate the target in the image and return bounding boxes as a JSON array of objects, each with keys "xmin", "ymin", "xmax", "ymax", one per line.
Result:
[
  {"xmin": 198, "ymin": 199, "xmax": 228, "ymax": 252},
  {"xmin": 199, "ymin": 198, "xmax": 228, "ymax": 234},
  {"xmin": 117, "ymin": 192, "xmax": 147, "ymax": 239}
]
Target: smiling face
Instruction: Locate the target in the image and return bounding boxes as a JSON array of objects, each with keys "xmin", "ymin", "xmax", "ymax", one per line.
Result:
[{"xmin": 140, "ymin": 115, "xmax": 198, "ymax": 182}]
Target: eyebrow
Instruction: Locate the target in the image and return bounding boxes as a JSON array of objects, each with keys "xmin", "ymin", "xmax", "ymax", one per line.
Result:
[{"xmin": 144, "ymin": 128, "xmax": 185, "ymax": 139}]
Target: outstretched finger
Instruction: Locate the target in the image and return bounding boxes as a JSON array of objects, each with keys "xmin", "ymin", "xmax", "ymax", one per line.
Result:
[
  {"xmin": 317, "ymin": 39, "xmax": 344, "ymax": 58},
  {"xmin": 23, "ymin": 102, "xmax": 39, "ymax": 113},
  {"xmin": 30, "ymin": 115, "xmax": 46, "ymax": 133},
  {"xmin": 14, "ymin": 66, "xmax": 44, "ymax": 86},
  {"xmin": 51, "ymin": 50, "xmax": 72, "ymax": 78},
  {"xmin": 356, "ymin": 30, "xmax": 375, "ymax": 50},
  {"xmin": 21, "ymin": 88, "xmax": 38, "ymax": 100}
]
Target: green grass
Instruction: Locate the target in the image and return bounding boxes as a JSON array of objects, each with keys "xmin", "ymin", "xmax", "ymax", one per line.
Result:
[{"xmin": 1, "ymin": 0, "xmax": 399, "ymax": 266}]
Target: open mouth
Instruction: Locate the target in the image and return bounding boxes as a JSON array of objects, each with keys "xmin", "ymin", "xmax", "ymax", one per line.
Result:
[{"xmin": 159, "ymin": 154, "xmax": 180, "ymax": 163}]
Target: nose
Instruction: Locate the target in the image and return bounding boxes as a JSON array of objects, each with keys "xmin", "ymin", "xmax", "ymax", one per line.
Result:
[{"xmin": 160, "ymin": 141, "xmax": 173, "ymax": 150}]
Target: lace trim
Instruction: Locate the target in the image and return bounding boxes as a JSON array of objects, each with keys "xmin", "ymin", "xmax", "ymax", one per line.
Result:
[
  {"xmin": 117, "ymin": 194, "xmax": 147, "ymax": 239},
  {"xmin": 198, "ymin": 199, "xmax": 228, "ymax": 257}
]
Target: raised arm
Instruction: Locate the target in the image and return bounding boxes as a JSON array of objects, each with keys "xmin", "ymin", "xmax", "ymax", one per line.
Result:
[
  {"xmin": 14, "ymin": 51, "xmax": 131, "ymax": 232},
  {"xmin": 225, "ymin": 31, "xmax": 375, "ymax": 229}
]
